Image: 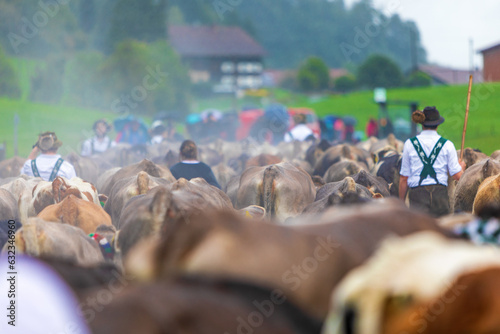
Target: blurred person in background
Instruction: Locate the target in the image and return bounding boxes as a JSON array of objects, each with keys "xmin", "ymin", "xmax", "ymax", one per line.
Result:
[
  {"xmin": 150, "ymin": 120, "xmax": 167, "ymax": 145},
  {"xmin": 170, "ymin": 140, "xmax": 221, "ymax": 189},
  {"xmin": 81, "ymin": 119, "xmax": 115, "ymax": 156},
  {"xmin": 21, "ymin": 132, "xmax": 76, "ymax": 181},
  {"xmin": 284, "ymin": 114, "xmax": 315, "ymax": 142},
  {"xmin": 115, "ymin": 118, "xmax": 149, "ymax": 145},
  {"xmin": 366, "ymin": 117, "xmax": 379, "ymax": 138}
]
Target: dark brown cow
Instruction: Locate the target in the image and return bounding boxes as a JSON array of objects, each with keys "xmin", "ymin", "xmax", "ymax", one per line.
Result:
[
  {"xmin": 230, "ymin": 162, "xmax": 316, "ymax": 221},
  {"xmin": 89, "ymin": 276, "xmax": 323, "ymax": 334},
  {"xmin": 351, "ymin": 169, "xmax": 390, "ymax": 197},
  {"xmin": 454, "ymin": 158, "xmax": 500, "ymax": 212}
]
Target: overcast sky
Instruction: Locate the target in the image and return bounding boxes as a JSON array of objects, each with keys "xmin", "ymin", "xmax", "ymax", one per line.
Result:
[{"xmin": 344, "ymin": 0, "xmax": 500, "ymax": 69}]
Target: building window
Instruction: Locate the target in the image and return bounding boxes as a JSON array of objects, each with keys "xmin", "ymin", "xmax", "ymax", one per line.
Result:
[
  {"xmin": 221, "ymin": 75, "xmax": 235, "ymax": 85},
  {"xmin": 237, "ymin": 62, "xmax": 263, "ymax": 74},
  {"xmin": 221, "ymin": 62, "xmax": 235, "ymax": 73}
]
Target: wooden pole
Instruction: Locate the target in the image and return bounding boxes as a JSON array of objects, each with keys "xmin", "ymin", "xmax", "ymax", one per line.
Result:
[{"xmin": 460, "ymin": 75, "xmax": 473, "ymax": 160}]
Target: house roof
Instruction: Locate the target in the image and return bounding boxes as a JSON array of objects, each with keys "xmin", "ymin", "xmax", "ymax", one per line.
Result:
[
  {"xmin": 478, "ymin": 41, "xmax": 500, "ymax": 54},
  {"xmin": 168, "ymin": 25, "xmax": 266, "ymax": 58},
  {"xmin": 418, "ymin": 64, "xmax": 483, "ymax": 85}
]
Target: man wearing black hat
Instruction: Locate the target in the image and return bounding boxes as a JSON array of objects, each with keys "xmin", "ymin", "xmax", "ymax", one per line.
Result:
[{"xmin": 399, "ymin": 106, "xmax": 466, "ymax": 217}]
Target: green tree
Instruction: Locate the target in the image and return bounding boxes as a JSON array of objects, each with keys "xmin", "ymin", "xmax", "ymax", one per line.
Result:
[
  {"xmin": 334, "ymin": 74, "xmax": 357, "ymax": 93},
  {"xmin": 297, "ymin": 56, "xmax": 330, "ymax": 92},
  {"xmin": 357, "ymin": 54, "xmax": 403, "ymax": 89},
  {"xmin": 0, "ymin": 45, "xmax": 21, "ymax": 98},
  {"xmin": 107, "ymin": 0, "xmax": 168, "ymax": 52},
  {"xmin": 99, "ymin": 40, "xmax": 190, "ymax": 115},
  {"xmin": 405, "ymin": 70, "xmax": 432, "ymax": 87}
]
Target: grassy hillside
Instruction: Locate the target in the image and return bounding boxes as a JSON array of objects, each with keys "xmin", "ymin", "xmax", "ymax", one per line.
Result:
[
  {"xmin": 296, "ymin": 83, "xmax": 500, "ymax": 155},
  {"xmin": 1, "ymin": 83, "xmax": 499, "ymax": 160},
  {"xmin": 0, "ymin": 99, "xmax": 121, "ymax": 158}
]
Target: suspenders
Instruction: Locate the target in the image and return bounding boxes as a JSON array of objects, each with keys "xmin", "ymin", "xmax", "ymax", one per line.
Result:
[
  {"xmin": 31, "ymin": 158, "xmax": 64, "ymax": 181},
  {"xmin": 410, "ymin": 136, "xmax": 448, "ymax": 186}
]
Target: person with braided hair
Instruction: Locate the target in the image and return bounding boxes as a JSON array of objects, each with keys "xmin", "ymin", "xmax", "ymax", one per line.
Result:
[
  {"xmin": 399, "ymin": 106, "xmax": 466, "ymax": 217},
  {"xmin": 21, "ymin": 132, "xmax": 76, "ymax": 181}
]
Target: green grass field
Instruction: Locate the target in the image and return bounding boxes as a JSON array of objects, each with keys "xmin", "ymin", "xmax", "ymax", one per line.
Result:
[
  {"xmin": 296, "ymin": 84, "xmax": 500, "ymax": 155},
  {"xmin": 1, "ymin": 83, "xmax": 499, "ymax": 159}
]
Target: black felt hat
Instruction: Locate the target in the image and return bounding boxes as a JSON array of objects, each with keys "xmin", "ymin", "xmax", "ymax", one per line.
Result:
[{"xmin": 411, "ymin": 106, "xmax": 444, "ymax": 126}]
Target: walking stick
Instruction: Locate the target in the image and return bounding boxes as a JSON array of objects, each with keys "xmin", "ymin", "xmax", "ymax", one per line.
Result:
[{"xmin": 460, "ymin": 75, "xmax": 473, "ymax": 161}]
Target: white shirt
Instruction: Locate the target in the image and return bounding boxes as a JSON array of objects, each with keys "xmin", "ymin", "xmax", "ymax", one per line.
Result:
[
  {"xmin": 0, "ymin": 256, "xmax": 91, "ymax": 334},
  {"xmin": 21, "ymin": 154, "xmax": 77, "ymax": 181},
  {"xmin": 151, "ymin": 135, "xmax": 164, "ymax": 145},
  {"xmin": 284, "ymin": 124, "xmax": 314, "ymax": 142},
  {"xmin": 400, "ymin": 130, "xmax": 462, "ymax": 187},
  {"xmin": 81, "ymin": 136, "xmax": 115, "ymax": 156}
]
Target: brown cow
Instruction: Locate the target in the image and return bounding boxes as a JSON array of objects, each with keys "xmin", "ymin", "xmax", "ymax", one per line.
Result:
[
  {"xmin": 4, "ymin": 218, "xmax": 103, "ymax": 266},
  {"xmin": 458, "ymin": 147, "xmax": 488, "ymax": 169},
  {"xmin": 301, "ymin": 177, "xmax": 375, "ymax": 214},
  {"xmin": 230, "ymin": 162, "xmax": 316, "ymax": 221},
  {"xmin": 125, "ymin": 199, "xmax": 448, "ymax": 320},
  {"xmin": 37, "ymin": 194, "xmax": 112, "ymax": 234},
  {"xmin": 116, "ymin": 178, "xmax": 234, "ymax": 260},
  {"xmin": 246, "ymin": 154, "xmax": 283, "ymax": 167},
  {"xmin": 0, "ymin": 156, "xmax": 26, "ymax": 178},
  {"xmin": 65, "ymin": 152, "xmax": 100, "ymax": 185},
  {"xmin": 454, "ymin": 158, "xmax": 500, "ymax": 212},
  {"xmin": 472, "ymin": 173, "xmax": 500, "ymax": 214},
  {"xmin": 0, "ymin": 189, "xmax": 19, "ymax": 221},
  {"xmin": 326, "ymin": 232, "xmax": 500, "ymax": 334},
  {"xmin": 104, "ymin": 171, "xmax": 173, "ymax": 224},
  {"xmin": 99, "ymin": 159, "xmax": 175, "ymax": 196},
  {"xmin": 491, "ymin": 149, "xmax": 500, "ymax": 161},
  {"xmin": 313, "ymin": 144, "xmax": 371, "ymax": 177},
  {"xmin": 323, "ymin": 160, "xmax": 366, "ymax": 183}
]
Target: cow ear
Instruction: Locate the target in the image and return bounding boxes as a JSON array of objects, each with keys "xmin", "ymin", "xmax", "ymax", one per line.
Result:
[
  {"xmin": 239, "ymin": 205, "xmax": 266, "ymax": 219},
  {"xmin": 150, "ymin": 187, "xmax": 171, "ymax": 224},
  {"xmin": 372, "ymin": 192, "xmax": 384, "ymax": 199},
  {"xmin": 98, "ymin": 194, "xmax": 108, "ymax": 207}
]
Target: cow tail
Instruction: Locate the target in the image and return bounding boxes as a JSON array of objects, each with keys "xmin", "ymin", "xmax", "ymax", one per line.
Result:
[{"xmin": 261, "ymin": 165, "xmax": 278, "ymax": 218}]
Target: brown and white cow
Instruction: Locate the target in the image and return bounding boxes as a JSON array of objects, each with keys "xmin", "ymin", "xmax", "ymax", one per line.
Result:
[
  {"xmin": 0, "ymin": 189, "xmax": 19, "ymax": 222},
  {"xmin": 29, "ymin": 176, "xmax": 100, "ymax": 217},
  {"xmin": 229, "ymin": 162, "xmax": 316, "ymax": 221},
  {"xmin": 3, "ymin": 218, "xmax": 104, "ymax": 266},
  {"xmin": 37, "ymin": 194, "xmax": 112, "ymax": 234},
  {"xmin": 325, "ymin": 232, "xmax": 500, "ymax": 334}
]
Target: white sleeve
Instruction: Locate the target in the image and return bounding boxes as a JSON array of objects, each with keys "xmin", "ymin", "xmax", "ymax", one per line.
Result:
[
  {"xmin": 60, "ymin": 162, "xmax": 77, "ymax": 180},
  {"xmin": 284, "ymin": 133, "xmax": 292, "ymax": 142},
  {"xmin": 21, "ymin": 160, "xmax": 34, "ymax": 177},
  {"xmin": 81, "ymin": 139, "xmax": 92, "ymax": 157},
  {"xmin": 400, "ymin": 140, "xmax": 412, "ymax": 177},
  {"xmin": 446, "ymin": 141, "xmax": 462, "ymax": 176}
]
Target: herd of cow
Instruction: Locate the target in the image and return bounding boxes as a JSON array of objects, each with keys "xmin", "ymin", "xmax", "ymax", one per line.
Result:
[{"xmin": 1, "ymin": 134, "xmax": 500, "ymax": 333}]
